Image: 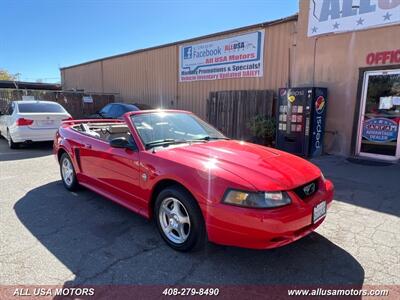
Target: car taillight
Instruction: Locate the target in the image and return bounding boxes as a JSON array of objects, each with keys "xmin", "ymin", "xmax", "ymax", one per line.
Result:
[
  {"xmin": 16, "ymin": 118, "xmax": 34, "ymax": 126},
  {"xmin": 62, "ymin": 117, "xmax": 73, "ymax": 121}
]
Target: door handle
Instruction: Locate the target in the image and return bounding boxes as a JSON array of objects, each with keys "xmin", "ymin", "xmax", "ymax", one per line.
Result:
[{"xmin": 84, "ymin": 144, "xmax": 92, "ymax": 149}]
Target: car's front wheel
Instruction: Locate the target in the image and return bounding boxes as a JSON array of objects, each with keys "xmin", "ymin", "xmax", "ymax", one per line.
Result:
[
  {"xmin": 60, "ymin": 153, "xmax": 79, "ymax": 191},
  {"xmin": 155, "ymin": 185, "xmax": 206, "ymax": 252}
]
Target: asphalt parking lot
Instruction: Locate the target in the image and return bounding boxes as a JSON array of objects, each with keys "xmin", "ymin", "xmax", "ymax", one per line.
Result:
[{"xmin": 0, "ymin": 138, "xmax": 399, "ymax": 287}]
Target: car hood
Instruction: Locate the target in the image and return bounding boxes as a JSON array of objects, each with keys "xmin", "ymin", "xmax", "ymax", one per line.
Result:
[{"xmin": 154, "ymin": 140, "xmax": 321, "ymax": 191}]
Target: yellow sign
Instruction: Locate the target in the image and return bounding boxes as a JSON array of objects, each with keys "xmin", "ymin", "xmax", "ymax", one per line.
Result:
[{"xmin": 288, "ymin": 95, "xmax": 296, "ymax": 103}]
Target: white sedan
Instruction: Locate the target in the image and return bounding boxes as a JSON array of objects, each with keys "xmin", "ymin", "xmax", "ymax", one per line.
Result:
[{"xmin": 0, "ymin": 100, "xmax": 72, "ymax": 149}]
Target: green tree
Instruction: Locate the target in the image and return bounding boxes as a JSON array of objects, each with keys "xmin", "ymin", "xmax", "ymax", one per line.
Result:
[{"xmin": 0, "ymin": 69, "xmax": 17, "ymax": 81}]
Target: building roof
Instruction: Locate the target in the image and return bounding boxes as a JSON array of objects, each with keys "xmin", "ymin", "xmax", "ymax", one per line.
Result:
[
  {"xmin": 60, "ymin": 14, "xmax": 298, "ymax": 70},
  {"xmin": 0, "ymin": 80, "xmax": 62, "ymax": 90}
]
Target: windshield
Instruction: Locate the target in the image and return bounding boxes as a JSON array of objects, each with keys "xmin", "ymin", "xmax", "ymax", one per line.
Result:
[
  {"xmin": 131, "ymin": 112, "xmax": 226, "ymax": 148},
  {"xmin": 18, "ymin": 102, "xmax": 66, "ymax": 113}
]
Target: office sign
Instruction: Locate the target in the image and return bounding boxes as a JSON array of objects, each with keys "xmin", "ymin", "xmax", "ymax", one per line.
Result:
[
  {"xmin": 366, "ymin": 49, "xmax": 400, "ymax": 65},
  {"xmin": 179, "ymin": 30, "xmax": 264, "ymax": 82},
  {"xmin": 308, "ymin": 0, "xmax": 400, "ymax": 37}
]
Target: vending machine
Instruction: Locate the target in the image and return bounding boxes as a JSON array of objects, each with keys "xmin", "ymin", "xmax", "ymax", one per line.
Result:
[{"xmin": 276, "ymin": 87, "xmax": 327, "ymax": 157}]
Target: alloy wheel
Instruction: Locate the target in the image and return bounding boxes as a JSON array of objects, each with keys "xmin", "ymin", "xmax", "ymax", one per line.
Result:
[
  {"xmin": 61, "ymin": 157, "xmax": 74, "ymax": 186},
  {"xmin": 158, "ymin": 197, "xmax": 191, "ymax": 244}
]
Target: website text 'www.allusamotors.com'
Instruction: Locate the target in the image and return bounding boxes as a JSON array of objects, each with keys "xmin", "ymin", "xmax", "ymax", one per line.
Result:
[{"xmin": 288, "ymin": 288, "xmax": 389, "ymax": 297}]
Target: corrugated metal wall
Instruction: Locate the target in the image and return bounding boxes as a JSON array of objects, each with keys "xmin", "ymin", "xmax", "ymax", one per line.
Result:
[
  {"xmin": 62, "ymin": 20, "xmax": 296, "ymax": 118},
  {"xmin": 102, "ymin": 46, "xmax": 177, "ymax": 108},
  {"xmin": 61, "ymin": 62, "xmax": 103, "ymax": 93}
]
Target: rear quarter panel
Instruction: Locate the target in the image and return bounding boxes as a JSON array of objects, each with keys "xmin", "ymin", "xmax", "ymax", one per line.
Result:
[{"xmin": 54, "ymin": 125, "xmax": 85, "ymax": 174}]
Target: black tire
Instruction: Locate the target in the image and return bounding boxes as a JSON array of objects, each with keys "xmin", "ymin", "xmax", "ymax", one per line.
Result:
[
  {"xmin": 7, "ymin": 129, "xmax": 19, "ymax": 149},
  {"xmin": 59, "ymin": 153, "xmax": 80, "ymax": 191},
  {"xmin": 155, "ymin": 185, "xmax": 206, "ymax": 252}
]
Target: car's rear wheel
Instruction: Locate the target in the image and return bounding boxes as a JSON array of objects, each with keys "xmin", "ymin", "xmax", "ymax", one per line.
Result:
[
  {"xmin": 155, "ymin": 185, "xmax": 206, "ymax": 252},
  {"xmin": 60, "ymin": 153, "xmax": 79, "ymax": 191},
  {"xmin": 7, "ymin": 129, "xmax": 19, "ymax": 149}
]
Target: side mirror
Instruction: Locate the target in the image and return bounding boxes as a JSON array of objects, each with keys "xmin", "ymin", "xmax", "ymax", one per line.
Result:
[{"xmin": 109, "ymin": 137, "xmax": 137, "ymax": 151}]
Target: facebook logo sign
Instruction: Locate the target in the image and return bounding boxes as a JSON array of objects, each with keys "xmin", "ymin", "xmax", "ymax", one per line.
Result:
[{"xmin": 183, "ymin": 47, "xmax": 193, "ymax": 59}]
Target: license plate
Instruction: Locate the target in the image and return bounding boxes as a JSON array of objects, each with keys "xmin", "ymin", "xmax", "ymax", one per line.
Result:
[
  {"xmin": 313, "ymin": 201, "xmax": 327, "ymax": 223},
  {"xmin": 38, "ymin": 120, "xmax": 55, "ymax": 126}
]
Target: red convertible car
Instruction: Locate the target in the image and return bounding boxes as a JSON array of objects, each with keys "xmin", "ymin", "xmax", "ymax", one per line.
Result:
[{"xmin": 54, "ymin": 110, "xmax": 334, "ymax": 252}]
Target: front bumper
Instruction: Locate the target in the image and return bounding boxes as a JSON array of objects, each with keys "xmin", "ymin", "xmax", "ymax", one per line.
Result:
[{"xmin": 204, "ymin": 179, "xmax": 334, "ymax": 249}]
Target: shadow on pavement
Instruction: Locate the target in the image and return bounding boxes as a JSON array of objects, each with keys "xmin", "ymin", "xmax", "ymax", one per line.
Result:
[
  {"xmin": 14, "ymin": 181, "xmax": 364, "ymax": 289},
  {"xmin": 312, "ymin": 155, "xmax": 400, "ymax": 217},
  {"xmin": 0, "ymin": 139, "xmax": 53, "ymax": 161}
]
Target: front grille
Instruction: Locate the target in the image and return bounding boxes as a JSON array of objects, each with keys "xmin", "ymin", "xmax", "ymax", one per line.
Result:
[{"xmin": 293, "ymin": 178, "xmax": 319, "ymax": 199}]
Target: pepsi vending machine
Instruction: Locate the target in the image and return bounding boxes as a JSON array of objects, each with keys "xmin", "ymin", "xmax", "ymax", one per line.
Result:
[{"xmin": 276, "ymin": 87, "xmax": 327, "ymax": 157}]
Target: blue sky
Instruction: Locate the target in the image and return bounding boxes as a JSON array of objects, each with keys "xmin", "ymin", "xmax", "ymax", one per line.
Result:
[{"xmin": 0, "ymin": 0, "xmax": 298, "ymax": 83}]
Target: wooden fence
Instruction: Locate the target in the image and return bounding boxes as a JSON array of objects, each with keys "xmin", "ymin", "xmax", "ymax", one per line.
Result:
[
  {"xmin": 0, "ymin": 89, "xmax": 116, "ymax": 119},
  {"xmin": 207, "ymin": 90, "xmax": 275, "ymax": 141}
]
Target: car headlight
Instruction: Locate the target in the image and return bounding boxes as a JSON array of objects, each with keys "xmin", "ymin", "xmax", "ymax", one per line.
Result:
[{"xmin": 223, "ymin": 190, "xmax": 291, "ymax": 208}]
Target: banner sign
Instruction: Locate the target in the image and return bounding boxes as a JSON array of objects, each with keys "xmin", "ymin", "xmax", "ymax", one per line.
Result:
[
  {"xmin": 362, "ymin": 117, "xmax": 398, "ymax": 142},
  {"xmin": 82, "ymin": 96, "xmax": 93, "ymax": 103},
  {"xmin": 179, "ymin": 30, "xmax": 264, "ymax": 82},
  {"xmin": 308, "ymin": 0, "xmax": 400, "ymax": 37},
  {"xmin": 22, "ymin": 96, "xmax": 35, "ymax": 101}
]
